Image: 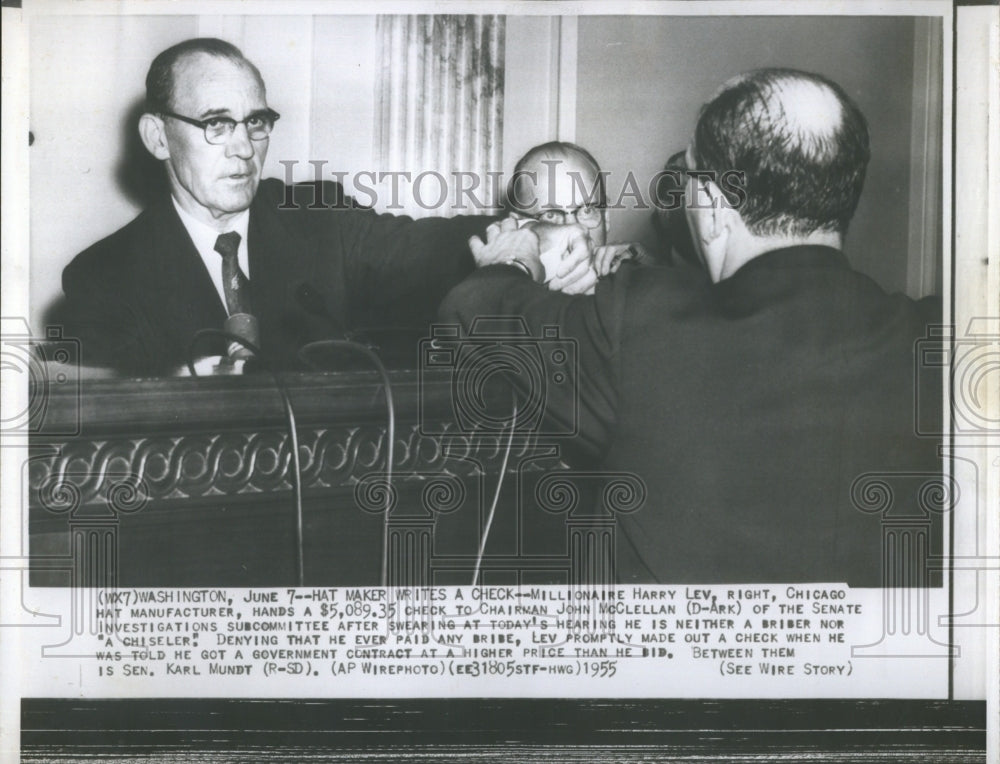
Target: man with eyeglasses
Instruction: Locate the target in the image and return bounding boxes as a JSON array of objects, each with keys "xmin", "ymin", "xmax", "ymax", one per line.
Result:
[
  {"xmin": 505, "ymin": 141, "xmax": 649, "ymax": 291},
  {"xmin": 58, "ymin": 38, "xmax": 590, "ymax": 375},
  {"xmin": 444, "ymin": 68, "xmax": 942, "ymax": 586}
]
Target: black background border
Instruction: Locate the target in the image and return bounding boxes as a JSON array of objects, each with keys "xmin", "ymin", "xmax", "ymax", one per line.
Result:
[{"xmin": 21, "ymin": 698, "xmax": 987, "ymax": 762}]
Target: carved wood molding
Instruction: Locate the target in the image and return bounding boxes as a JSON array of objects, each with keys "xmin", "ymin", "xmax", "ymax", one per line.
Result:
[{"xmin": 28, "ymin": 422, "xmax": 549, "ymax": 513}]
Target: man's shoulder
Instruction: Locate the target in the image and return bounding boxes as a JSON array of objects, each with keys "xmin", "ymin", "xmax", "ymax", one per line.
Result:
[
  {"xmin": 604, "ymin": 262, "xmax": 710, "ymax": 312},
  {"xmin": 814, "ymin": 254, "xmax": 944, "ymax": 330},
  {"xmin": 254, "ymin": 177, "xmax": 366, "ymax": 213},
  {"xmin": 63, "ymin": 201, "xmax": 172, "ymax": 283},
  {"xmin": 250, "ymin": 178, "xmax": 376, "ymax": 243}
]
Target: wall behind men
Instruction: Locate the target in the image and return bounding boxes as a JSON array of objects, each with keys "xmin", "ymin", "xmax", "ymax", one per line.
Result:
[
  {"xmin": 28, "ymin": 13, "xmax": 937, "ymax": 331},
  {"xmin": 29, "ymin": 14, "xmax": 197, "ymax": 330},
  {"xmin": 575, "ymin": 15, "xmax": 933, "ymax": 298}
]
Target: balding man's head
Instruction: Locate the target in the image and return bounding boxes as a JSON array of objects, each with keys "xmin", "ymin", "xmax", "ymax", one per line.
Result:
[
  {"xmin": 145, "ymin": 38, "xmax": 265, "ymax": 114},
  {"xmin": 692, "ymin": 68, "xmax": 870, "ymax": 237},
  {"xmin": 508, "ymin": 142, "xmax": 608, "ymax": 246},
  {"xmin": 139, "ymin": 38, "xmax": 273, "ymax": 228}
]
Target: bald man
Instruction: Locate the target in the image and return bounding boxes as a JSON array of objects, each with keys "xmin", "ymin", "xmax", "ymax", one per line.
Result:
[
  {"xmin": 443, "ymin": 68, "xmax": 942, "ymax": 585},
  {"xmin": 504, "ymin": 141, "xmax": 649, "ymax": 292}
]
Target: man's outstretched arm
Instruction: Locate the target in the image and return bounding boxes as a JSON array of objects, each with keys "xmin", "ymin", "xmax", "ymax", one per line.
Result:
[{"xmin": 439, "ymin": 222, "xmax": 623, "ymax": 457}]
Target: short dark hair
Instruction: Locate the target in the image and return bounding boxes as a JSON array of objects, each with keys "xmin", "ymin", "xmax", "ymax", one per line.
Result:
[
  {"xmin": 692, "ymin": 68, "xmax": 870, "ymax": 237},
  {"xmin": 145, "ymin": 38, "xmax": 264, "ymax": 114},
  {"xmin": 508, "ymin": 141, "xmax": 607, "ymax": 212}
]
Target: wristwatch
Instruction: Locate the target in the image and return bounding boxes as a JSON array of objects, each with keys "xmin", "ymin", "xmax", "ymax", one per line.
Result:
[{"xmin": 505, "ymin": 257, "xmax": 543, "ymax": 282}]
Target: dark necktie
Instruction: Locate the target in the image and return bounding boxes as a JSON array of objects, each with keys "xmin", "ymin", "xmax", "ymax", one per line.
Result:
[{"xmin": 213, "ymin": 231, "xmax": 251, "ymax": 316}]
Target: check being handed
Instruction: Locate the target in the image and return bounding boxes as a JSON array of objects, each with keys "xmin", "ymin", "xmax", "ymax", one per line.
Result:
[{"xmin": 468, "ymin": 217, "xmax": 648, "ymax": 295}]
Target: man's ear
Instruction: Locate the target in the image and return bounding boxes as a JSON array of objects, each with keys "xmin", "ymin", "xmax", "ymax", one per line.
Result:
[
  {"xmin": 138, "ymin": 113, "xmax": 170, "ymax": 160},
  {"xmin": 695, "ymin": 179, "xmax": 735, "ymax": 283},
  {"xmin": 703, "ymin": 179, "xmax": 733, "ymax": 241}
]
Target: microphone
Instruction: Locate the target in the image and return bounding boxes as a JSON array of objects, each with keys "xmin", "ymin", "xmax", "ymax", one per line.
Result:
[
  {"xmin": 294, "ymin": 282, "xmax": 397, "ymax": 585},
  {"xmin": 223, "ymin": 313, "xmax": 260, "ymax": 361}
]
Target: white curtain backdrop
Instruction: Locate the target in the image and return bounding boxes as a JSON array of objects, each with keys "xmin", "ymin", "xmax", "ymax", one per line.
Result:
[{"xmin": 374, "ymin": 15, "xmax": 505, "ymax": 218}]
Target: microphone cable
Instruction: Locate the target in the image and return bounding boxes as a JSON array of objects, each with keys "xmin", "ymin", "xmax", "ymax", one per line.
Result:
[
  {"xmin": 187, "ymin": 329, "xmax": 307, "ymax": 587},
  {"xmin": 297, "ymin": 340, "xmax": 395, "ymax": 587},
  {"xmin": 471, "ymin": 392, "xmax": 519, "ymax": 587}
]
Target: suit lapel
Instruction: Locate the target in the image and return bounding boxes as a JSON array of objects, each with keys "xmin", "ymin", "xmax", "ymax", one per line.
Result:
[
  {"xmin": 144, "ymin": 198, "xmax": 228, "ymax": 359},
  {"xmin": 138, "ymin": 184, "xmax": 349, "ymax": 369},
  {"xmin": 248, "ymin": 189, "xmax": 337, "ymax": 367}
]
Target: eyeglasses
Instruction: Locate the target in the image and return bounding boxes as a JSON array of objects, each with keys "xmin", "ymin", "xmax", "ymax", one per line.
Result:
[
  {"xmin": 526, "ymin": 204, "xmax": 604, "ymax": 229},
  {"xmin": 159, "ymin": 108, "xmax": 280, "ymax": 145}
]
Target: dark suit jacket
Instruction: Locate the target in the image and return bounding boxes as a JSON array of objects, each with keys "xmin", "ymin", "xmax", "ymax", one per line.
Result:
[
  {"xmin": 60, "ymin": 179, "xmax": 491, "ymax": 375},
  {"xmin": 440, "ymin": 246, "xmax": 943, "ymax": 585}
]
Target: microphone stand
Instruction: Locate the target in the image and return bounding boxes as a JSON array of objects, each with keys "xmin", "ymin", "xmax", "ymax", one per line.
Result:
[{"xmin": 187, "ymin": 329, "xmax": 307, "ymax": 587}]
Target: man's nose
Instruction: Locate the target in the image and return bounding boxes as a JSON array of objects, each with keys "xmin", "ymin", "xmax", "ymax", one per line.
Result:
[{"xmin": 225, "ymin": 122, "xmax": 255, "ymax": 159}]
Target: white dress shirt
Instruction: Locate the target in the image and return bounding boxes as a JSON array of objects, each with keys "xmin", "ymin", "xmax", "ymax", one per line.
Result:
[{"xmin": 172, "ymin": 198, "xmax": 251, "ymax": 312}]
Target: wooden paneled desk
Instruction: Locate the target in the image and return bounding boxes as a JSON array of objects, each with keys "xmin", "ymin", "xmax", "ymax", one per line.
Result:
[{"xmin": 28, "ymin": 370, "xmax": 595, "ymax": 588}]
